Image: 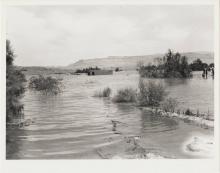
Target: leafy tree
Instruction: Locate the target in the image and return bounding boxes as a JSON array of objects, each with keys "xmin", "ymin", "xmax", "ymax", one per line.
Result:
[
  {"xmin": 209, "ymin": 63, "xmax": 214, "ymax": 68},
  {"xmin": 139, "ymin": 49, "xmax": 192, "ymax": 78},
  {"xmin": 6, "ymin": 40, "xmax": 26, "ymax": 122},
  {"xmin": 190, "ymin": 58, "xmax": 208, "ymax": 71}
]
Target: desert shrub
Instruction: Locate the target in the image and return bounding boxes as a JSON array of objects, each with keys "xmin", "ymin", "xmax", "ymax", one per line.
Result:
[
  {"xmin": 161, "ymin": 98, "xmax": 179, "ymax": 112},
  {"xmin": 94, "ymin": 87, "xmax": 111, "ymax": 97},
  {"xmin": 28, "ymin": 75, "xmax": 62, "ymax": 95},
  {"xmin": 138, "ymin": 79, "xmax": 167, "ymax": 107},
  {"xmin": 112, "ymin": 88, "xmax": 137, "ymax": 103},
  {"xmin": 6, "ymin": 40, "xmax": 26, "ymax": 122}
]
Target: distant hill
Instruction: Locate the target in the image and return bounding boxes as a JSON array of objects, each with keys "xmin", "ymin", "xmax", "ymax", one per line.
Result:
[{"xmin": 66, "ymin": 52, "xmax": 214, "ymax": 70}]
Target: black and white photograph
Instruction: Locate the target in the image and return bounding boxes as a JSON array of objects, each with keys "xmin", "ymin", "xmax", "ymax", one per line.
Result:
[
  {"xmin": 1, "ymin": 1, "xmax": 220, "ymax": 172},
  {"xmin": 5, "ymin": 4, "xmax": 216, "ymax": 160}
]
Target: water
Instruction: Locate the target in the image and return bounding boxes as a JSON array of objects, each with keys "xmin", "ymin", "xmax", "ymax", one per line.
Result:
[{"xmin": 6, "ymin": 71, "xmax": 214, "ymax": 159}]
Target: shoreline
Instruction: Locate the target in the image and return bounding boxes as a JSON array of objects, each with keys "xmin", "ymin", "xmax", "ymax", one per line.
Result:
[{"xmin": 139, "ymin": 107, "xmax": 214, "ymax": 128}]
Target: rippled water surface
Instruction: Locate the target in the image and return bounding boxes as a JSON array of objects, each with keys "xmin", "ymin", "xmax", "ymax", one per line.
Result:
[{"xmin": 7, "ymin": 71, "xmax": 214, "ymax": 159}]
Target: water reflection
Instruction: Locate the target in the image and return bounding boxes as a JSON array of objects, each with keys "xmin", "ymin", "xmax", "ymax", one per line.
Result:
[
  {"xmin": 140, "ymin": 109, "xmax": 179, "ymax": 134},
  {"xmin": 6, "ymin": 128, "xmax": 26, "ymax": 159},
  {"xmin": 163, "ymin": 78, "xmax": 188, "ymax": 86}
]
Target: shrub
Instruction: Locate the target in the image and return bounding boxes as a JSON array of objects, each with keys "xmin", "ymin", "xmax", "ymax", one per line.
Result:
[
  {"xmin": 190, "ymin": 58, "xmax": 207, "ymax": 71},
  {"xmin": 161, "ymin": 98, "xmax": 178, "ymax": 112},
  {"xmin": 28, "ymin": 75, "xmax": 62, "ymax": 95},
  {"xmin": 185, "ymin": 108, "xmax": 194, "ymax": 116},
  {"xmin": 139, "ymin": 67, "xmax": 164, "ymax": 78},
  {"xmin": 112, "ymin": 88, "xmax": 137, "ymax": 103},
  {"xmin": 6, "ymin": 40, "xmax": 26, "ymax": 122},
  {"xmin": 94, "ymin": 87, "xmax": 111, "ymax": 97},
  {"xmin": 138, "ymin": 79, "xmax": 167, "ymax": 107}
]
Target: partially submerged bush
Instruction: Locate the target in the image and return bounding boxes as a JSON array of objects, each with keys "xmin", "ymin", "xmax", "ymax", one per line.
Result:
[
  {"xmin": 94, "ymin": 87, "xmax": 111, "ymax": 97},
  {"xmin": 161, "ymin": 98, "xmax": 178, "ymax": 112},
  {"xmin": 185, "ymin": 108, "xmax": 194, "ymax": 116},
  {"xmin": 28, "ymin": 75, "xmax": 62, "ymax": 95},
  {"xmin": 138, "ymin": 79, "xmax": 167, "ymax": 107},
  {"xmin": 112, "ymin": 88, "xmax": 137, "ymax": 103}
]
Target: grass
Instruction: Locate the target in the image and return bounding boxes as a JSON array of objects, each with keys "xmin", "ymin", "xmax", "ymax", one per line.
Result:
[
  {"xmin": 94, "ymin": 87, "xmax": 111, "ymax": 97},
  {"xmin": 28, "ymin": 75, "xmax": 62, "ymax": 95},
  {"xmin": 112, "ymin": 88, "xmax": 137, "ymax": 103}
]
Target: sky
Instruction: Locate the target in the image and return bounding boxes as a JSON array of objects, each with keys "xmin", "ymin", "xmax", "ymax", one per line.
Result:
[{"xmin": 6, "ymin": 5, "xmax": 214, "ymax": 66}]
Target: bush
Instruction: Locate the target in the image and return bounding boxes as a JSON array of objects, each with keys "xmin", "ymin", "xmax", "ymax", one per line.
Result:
[
  {"xmin": 161, "ymin": 98, "xmax": 178, "ymax": 112},
  {"xmin": 6, "ymin": 40, "xmax": 26, "ymax": 122},
  {"xmin": 94, "ymin": 87, "xmax": 111, "ymax": 97},
  {"xmin": 138, "ymin": 79, "xmax": 167, "ymax": 107},
  {"xmin": 185, "ymin": 108, "xmax": 194, "ymax": 116},
  {"xmin": 189, "ymin": 58, "xmax": 208, "ymax": 71},
  {"xmin": 112, "ymin": 88, "xmax": 137, "ymax": 103},
  {"xmin": 28, "ymin": 75, "xmax": 62, "ymax": 95},
  {"xmin": 139, "ymin": 66, "xmax": 164, "ymax": 78}
]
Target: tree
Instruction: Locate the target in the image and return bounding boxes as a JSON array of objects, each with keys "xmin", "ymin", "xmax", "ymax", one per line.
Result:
[
  {"xmin": 6, "ymin": 40, "xmax": 26, "ymax": 122},
  {"xmin": 139, "ymin": 49, "xmax": 192, "ymax": 78},
  {"xmin": 190, "ymin": 58, "xmax": 204, "ymax": 71},
  {"xmin": 209, "ymin": 63, "xmax": 214, "ymax": 68},
  {"xmin": 163, "ymin": 50, "xmax": 192, "ymax": 78},
  {"xmin": 179, "ymin": 56, "xmax": 191, "ymax": 77}
]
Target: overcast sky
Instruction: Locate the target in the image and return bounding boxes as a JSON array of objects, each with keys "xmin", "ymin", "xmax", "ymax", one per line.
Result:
[{"xmin": 6, "ymin": 5, "xmax": 214, "ymax": 66}]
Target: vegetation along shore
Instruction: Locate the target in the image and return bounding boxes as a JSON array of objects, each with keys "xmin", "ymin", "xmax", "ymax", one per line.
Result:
[{"xmin": 94, "ymin": 50, "xmax": 214, "ymax": 129}]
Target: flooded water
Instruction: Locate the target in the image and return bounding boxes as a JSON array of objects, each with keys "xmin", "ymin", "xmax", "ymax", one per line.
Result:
[{"xmin": 6, "ymin": 71, "xmax": 214, "ymax": 159}]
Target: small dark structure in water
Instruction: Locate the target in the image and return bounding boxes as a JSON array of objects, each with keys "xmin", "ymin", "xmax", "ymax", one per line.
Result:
[{"xmin": 88, "ymin": 69, "xmax": 113, "ymax": 76}]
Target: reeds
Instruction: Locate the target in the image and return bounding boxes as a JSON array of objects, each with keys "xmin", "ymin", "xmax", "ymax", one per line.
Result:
[{"xmin": 94, "ymin": 87, "xmax": 112, "ymax": 97}]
